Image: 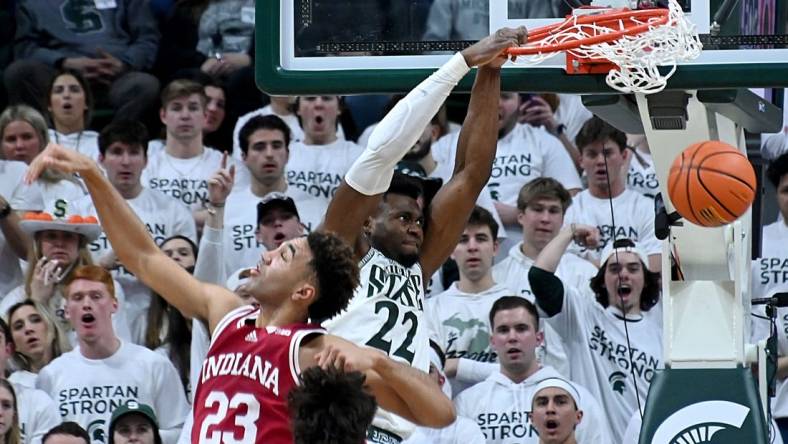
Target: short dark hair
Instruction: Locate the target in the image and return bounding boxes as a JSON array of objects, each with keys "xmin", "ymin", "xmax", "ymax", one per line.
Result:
[
  {"xmin": 98, "ymin": 120, "xmax": 149, "ymax": 156},
  {"xmin": 489, "ymin": 296, "xmax": 539, "ymax": 329},
  {"xmin": 289, "ymin": 366, "xmax": 376, "ymax": 444},
  {"xmin": 517, "ymin": 177, "xmax": 572, "ymax": 213},
  {"xmin": 767, "ymin": 153, "xmax": 788, "ymax": 188},
  {"xmin": 43, "ymin": 422, "xmax": 90, "ymax": 444},
  {"xmin": 238, "ymin": 114, "xmax": 292, "ymax": 156},
  {"xmin": 306, "ymin": 231, "xmax": 359, "ymax": 322},
  {"xmin": 467, "ymin": 206, "xmax": 499, "ymax": 241},
  {"xmin": 589, "ymin": 239, "xmax": 661, "ymax": 311},
  {"xmin": 575, "ymin": 116, "xmax": 627, "ymax": 154},
  {"xmin": 384, "ymin": 172, "xmax": 424, "ymax": 202}
]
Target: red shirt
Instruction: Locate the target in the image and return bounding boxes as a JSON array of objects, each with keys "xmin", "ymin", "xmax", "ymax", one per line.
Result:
[{"xmin": 192, "ymin": 306, "xmax": 324, "ymax": 444}]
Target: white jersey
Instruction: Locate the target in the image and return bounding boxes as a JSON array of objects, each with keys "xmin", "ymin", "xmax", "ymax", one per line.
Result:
[
  {"xmin": 285, "ymin": 139, "xmax": 363, "ymax": 227},
  {"xmin": 0, "ymin": 282, "xmax": 132, "ymax": 347},
  {"xmin": 37, "ymin": 341, "xmax": 190, "ymax": 444},
  {"xmin": 71, "ymin": 188, "xmax": 196, "ymax": 344},
  {"xmin": 751, "ymin": 220, "xmax": 788, "ymax": 418},
  {"xmin": 563, "ymin": 189, "xmax": 660, "ymax": 262},
  {"xmin": 14, "ymin": 383, "xmax": 61, "ymax": 444},
  {"xmin": 402, "ymin": 416, "xmax": 486, "ymax": 444},
  {"xmin": 0, "ymin": 160, "xmax": 43, "ymax": 297},
  {"xmin": 627, "ymin": 149, "xmax": 659, "ymax": 199},
  {"xmin": 323, "ymin": 248, "xmax": 430, "ymax": 439},
  {"xmin": 426, "ymin": 282, "xmax": 510, "ymax": 395},
  {"xmin": 48, "ymin": 129, "xmax": 100, "ymax": 161},
  {"xmin": 454, "ymin": 366, "xmax": 612, "ymax": 444},
  {"xmin": 9, "ymin": 371, "xmax": 38, "ymax": 390},
  {"xmin": 539, "ymin": 279, "xmax": 662, "ymax": 442},
  {"xmin": 141, "ymin": 148, "xmax": 225, "ymax": 211}
]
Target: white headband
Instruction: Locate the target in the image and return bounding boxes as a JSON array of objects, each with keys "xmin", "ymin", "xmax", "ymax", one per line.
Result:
[{"xmin": 529, "ymin": 377, "xmax": 581, "ymax": 407}]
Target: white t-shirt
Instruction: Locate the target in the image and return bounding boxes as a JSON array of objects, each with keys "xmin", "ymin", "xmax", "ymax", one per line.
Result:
[
  {"xmin": 285, "ymin": 138, "xmax": 363, "ymax": 228},
  {"xmin": 323, "ymin": 248, "xmax": 430, "ymax": 439},
  {"xmin": 553, "ymin": 93, "xmax": 593, "ymax": 142},
  {"xmin": 48, "ymin": 129, "xmax": 100, "ymax": 161},
  {"xmin": 627, "ymin": 149, "xmax": 659, "ymax": 199},
  {"xmin": 37, "ymin": 341, "xmax": 190, "ymax": 444},
  {"xmin": 14, "ymin": 382, "xmax": 61, "ymax": 444},
  {"xmin": 8, "ymin": 371, "xmax": 37, "ymax": 390},
  {"xmin": 142, "ymin": 148, "xmax": 225, "ymax": 211},
  {"xmin": 0, "ymin": 281, "xmax": 132, "ymax": 347},
  {"xmin": 563, "ymin": 189, "xmax": 660, "ymax": 262},
  {"xmin": 751, "ymin": 220, "xmax": 788, "ymax": 418},
  {"xmin": 454, "ymin": 366, "xmax": 612, "ymax": 444},
  {"xmin": 426, "ymin": 282, "xmax": 511, "ymax": 395},
  {"xmin": 402, "ymin": 416, "xmax": 486, "ymax": 444},
  {"xmin": 432, "ymin": 124, "xmax": 582, "ymax": 241},
  {"xmin": 70, "ymin": 188, "xmax": 197, "ymax": 344},
  {"xmin": 538, "ymin": 280, "xmax": 662, "ymax": 442},
  {"xmin": 0, "ymin": 160, "xmax": 43, "ymax": 297}
]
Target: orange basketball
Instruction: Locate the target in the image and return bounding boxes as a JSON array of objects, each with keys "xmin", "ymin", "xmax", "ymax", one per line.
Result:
[{"xmin": 667, "ymin": 141, "xmax": 756, "ymax": 227}]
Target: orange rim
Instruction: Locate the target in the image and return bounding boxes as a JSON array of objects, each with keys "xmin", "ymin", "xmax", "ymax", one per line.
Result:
[{"xmin": 506, "ymin": 8, "xmax": 670, "ymax": 55}]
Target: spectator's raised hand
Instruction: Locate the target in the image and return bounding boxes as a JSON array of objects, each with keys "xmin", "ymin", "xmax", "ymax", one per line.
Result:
[
  {"xmin": 29, "ymin": 257, "xmax": 64, "ymax": 303},
  {"xmin": 25, "ymin": 143, "xmax": 96, "ymax": 184},
  {"xmin": 207, "ymin": 152, "xmax": 236, "ymax": 207},
  {"xmin": 519, "ymin": 95, "xmax": 559, "ymax": 132},
  {"xmin": 461, "ymin": 27, "xmax": 528, "ymax": 68}
]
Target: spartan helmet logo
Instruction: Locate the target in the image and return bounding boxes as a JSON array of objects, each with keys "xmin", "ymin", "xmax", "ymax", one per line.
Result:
[
  {"xmin": 652, "ymin": 401, "xmax": 750, "ymax": 444},
  {"xmin": 87, "ymin": 419, "xmax": 106, "ymax": 443},
  {"xmin": 608, "ymin": 371, "xmax": 627, "ymax": 395}
]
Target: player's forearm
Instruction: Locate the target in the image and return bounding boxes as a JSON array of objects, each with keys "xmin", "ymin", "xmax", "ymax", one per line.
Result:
[
  {"xmin": 0, "ymin": 211, "xmax": 31, "ymax": 259},
  {"xmin": 345, "ymin": 53, "xmax": 469, "ymax": 196},
  {"xmin": 372, "ymin": 355, "xmax": 456, "ymax": 428},
  {"xmin": 80, "ymin": 165, "xmax": 161, "ymax": 270},
  {"xmin": 452, "ymin": 66, "xmax": 500, "ymax": 188},
  {"xmin": 534, "ymin": 226, "xmax": 574, "ymax": 273}
]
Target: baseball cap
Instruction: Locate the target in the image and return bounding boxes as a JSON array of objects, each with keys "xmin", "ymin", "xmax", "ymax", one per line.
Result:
[
  {"xmin": 599, "ymin": 238, "xmax": 650, "ymax": 271},
  {"xmin": 109, "ymin": 400, "xmax": 158, "ymax": 432},
  {"xmin": 226, "ymin": 267, "xmax": 254, "ymax": 291},
  {"xmin": 256, "ymin": 192, "xmax": 300, "ymax": 225}
]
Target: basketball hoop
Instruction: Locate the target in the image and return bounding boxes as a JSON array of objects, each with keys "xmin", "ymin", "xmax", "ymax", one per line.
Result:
[{"xmin": 505, "ymin": 0, "xmax": 702, "ymax": 94}]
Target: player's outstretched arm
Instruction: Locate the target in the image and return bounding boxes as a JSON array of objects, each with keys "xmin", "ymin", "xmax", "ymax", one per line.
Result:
[
  {"xmin": 300, "ymin": 335, "xmax": 456, "ymax": 428},
  {"xmin": 25, "ymin": 144, "xmax": 241, "ymax": 330},
  {"xmin": 419, "ymin": 27, "xmax": 528, "ymax": 277},
  {"xmin": 321, "ymin": 30, "xmax": 524, "ymax": 251}
]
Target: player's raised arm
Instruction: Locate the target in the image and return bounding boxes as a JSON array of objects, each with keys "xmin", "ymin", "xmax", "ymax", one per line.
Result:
[
  {"xmin": 419, "ymin": 27, "xmax": 528, "ymax": 278},
  {"xmin": 301, "ymin": 335, "xmax": 456, "ymax": 428},
  {"xmin": 321, "ymin": 29, "xmax": 526, "ymax": 253},
  {"xmin": 25, "ymin": 144, "xmax": 241, "ymax": 331}
]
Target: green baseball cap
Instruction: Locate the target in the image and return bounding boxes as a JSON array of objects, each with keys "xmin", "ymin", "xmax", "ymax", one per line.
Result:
[{"xmin": 110, "ymin": 400, "xmax": 158, "ymax": 429}]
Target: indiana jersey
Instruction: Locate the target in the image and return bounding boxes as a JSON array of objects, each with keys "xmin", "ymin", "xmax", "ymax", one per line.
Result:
[
  {"xmin": 192, "ymin": 305, "xmax": 323, "ymax": 444},
  {"xmin": 323, "ymin": 248, "xmax": 430, "ymax": 440}
]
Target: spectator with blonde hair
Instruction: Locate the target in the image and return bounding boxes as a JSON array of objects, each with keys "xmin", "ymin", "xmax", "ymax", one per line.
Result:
[{"xmin": 6, "ymin": 300, "xmax": 70, "ymax": 389}]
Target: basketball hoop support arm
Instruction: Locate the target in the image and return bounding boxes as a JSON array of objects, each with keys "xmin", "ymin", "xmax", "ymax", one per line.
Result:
[{"xmin": 634, "ymin": 89, "xmax": 780, "ymax": 442}]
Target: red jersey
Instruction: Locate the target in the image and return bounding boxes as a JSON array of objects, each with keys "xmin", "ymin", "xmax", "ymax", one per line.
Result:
[{"xmin": 192, "ymin": 305, "xmax": 324, "ymax": 444}]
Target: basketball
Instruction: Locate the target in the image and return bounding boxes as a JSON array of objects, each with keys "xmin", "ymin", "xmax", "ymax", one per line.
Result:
[{"xmin": 667, "ymin": 141, "xmax": 756, "ymax": 227}]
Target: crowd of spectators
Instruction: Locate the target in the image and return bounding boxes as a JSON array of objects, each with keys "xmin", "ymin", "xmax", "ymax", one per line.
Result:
[{"xmin": 0, "ymin": 1, "xmax": 787, "ymax": 444}]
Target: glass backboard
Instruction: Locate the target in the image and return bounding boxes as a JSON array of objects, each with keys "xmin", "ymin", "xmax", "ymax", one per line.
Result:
[{"xmin": 257, "ymin": 0, "xmax": 788, "ymax": 94}]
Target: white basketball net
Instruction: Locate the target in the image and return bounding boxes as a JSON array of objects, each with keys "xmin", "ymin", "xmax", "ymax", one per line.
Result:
[{"xmin": 512, "ymin": 0, "xmax": 702, "ymax": 94}]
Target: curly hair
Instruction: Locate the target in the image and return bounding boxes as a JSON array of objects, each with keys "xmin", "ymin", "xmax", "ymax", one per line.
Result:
[
  {"xmin": 589, "ymin": 258, "xmax": 661, "ymax": 311},
  {"xmin": 306, "ymin": 231, "xmax": 359, "ymax": 323},
  {"xmin": 288, "ymin": 366, "xmax": 376, "ymax": 444}
]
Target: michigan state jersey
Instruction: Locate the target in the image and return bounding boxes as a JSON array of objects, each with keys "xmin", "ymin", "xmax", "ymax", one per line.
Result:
[{"xmin": 323, "ymin": 247, "xmax": 430, "ymax": 441}]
